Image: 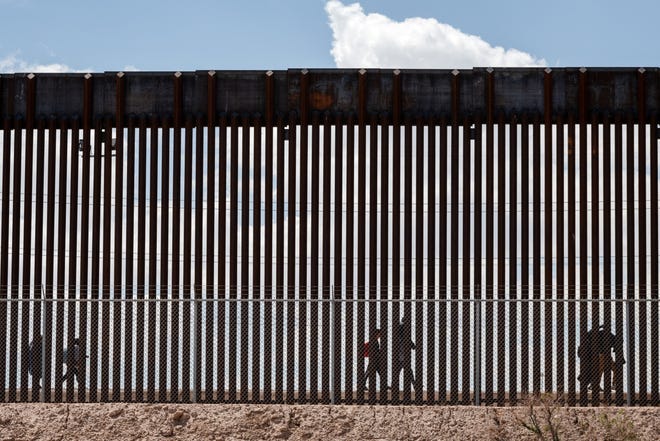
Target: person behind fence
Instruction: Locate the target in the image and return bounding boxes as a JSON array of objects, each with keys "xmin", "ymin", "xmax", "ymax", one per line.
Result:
[
  {"xmin": 577, "ymin": 325, "xmax": 625, "ymax": 392},
  {"xmin": 393, "ymin": 314, "xmax": 416, "ymax": 390},
  {"xmin": 361, "ymin": 328, "xmax": 385, "ymax": 391},
  {"xmin": 26, "ymin": 334, "xmax": 42, "ymax": 391},
  {"xmin": 60, "ymin": 337, "xmax": 87, "ymax": 387}
]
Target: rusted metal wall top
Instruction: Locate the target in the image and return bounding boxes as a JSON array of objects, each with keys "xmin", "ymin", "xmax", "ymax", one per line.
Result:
[{"xmin": 0, "ymin": 68, "xmax": 657, "ymax": 123}]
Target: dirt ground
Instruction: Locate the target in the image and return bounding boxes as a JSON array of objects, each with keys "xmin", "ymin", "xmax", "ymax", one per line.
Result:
[{"xmin": 0, "ymin": 401, "xmax": 658, "ymax": 440}]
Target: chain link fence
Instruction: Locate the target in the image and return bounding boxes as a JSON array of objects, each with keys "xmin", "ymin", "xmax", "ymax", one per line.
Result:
[{"xmin": 3, "ymin": 290, "xmax": 658, "ymax": 406}]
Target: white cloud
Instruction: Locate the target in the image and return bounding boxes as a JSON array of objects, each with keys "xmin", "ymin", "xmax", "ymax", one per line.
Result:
[
  {"xmin": 0, "ymin": 52, "xmax": 79, "ymax": 73},
  {"xmin": 325, "ymin": 0, "xmax": 546, "ymax": 69}
]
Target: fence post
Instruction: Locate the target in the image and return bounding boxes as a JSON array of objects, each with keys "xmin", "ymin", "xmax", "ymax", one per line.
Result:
[
  {"xmin": 39, "ymin": 286, "xmax": 45, "ymax": 403},
  {"xmin": 192, "ymin": 297, "xmax": 197, "ymax": 403},
  {"xmin": 474, "ymin": 297, "xmax": 481, "ymax": 406},
  {"xmin": 330, "ymin": 285, "xmax": 335, "ymax": 405},
  {"xmin": 625, "ymin": 299, "xmax": 633, "ymax": 406}
]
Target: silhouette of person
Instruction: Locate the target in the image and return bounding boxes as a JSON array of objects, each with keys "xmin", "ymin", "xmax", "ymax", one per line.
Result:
[
  {"xmin": 393, "ymin": 314, "xmax": 416, "ymax": 390},
  {"xmin": 361, "ymin": 328, "xmax": 386, "ymax": 390},
  {"xmin": 60, "ymin": 337, "xmax": 87, "ymax": 387},
  {"xmin": 27, "ymin": 335, "xmax": 42, "ymax": 391},
  {"xmin": 578, "ymin": 325, "xmax": 625, "ymax": 392}
]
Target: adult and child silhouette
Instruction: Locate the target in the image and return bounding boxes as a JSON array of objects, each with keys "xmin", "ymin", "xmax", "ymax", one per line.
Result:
[{"xmin": 577, "ymin": 325, "xmax": 626, "ymax": 392}]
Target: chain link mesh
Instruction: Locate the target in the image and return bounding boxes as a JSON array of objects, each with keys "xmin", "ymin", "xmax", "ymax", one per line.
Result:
[{"xmin": 3, "ymin": 292, "xmax": 658, "ymax": 405}]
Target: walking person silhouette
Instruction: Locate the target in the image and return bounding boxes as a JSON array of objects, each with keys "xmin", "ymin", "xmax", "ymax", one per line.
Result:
[
  {"xmin": 60, "ymin": 337, "xmax": 87, "ymax": 387},
  {"xmin": 361, "ymin": 328, "xmax": 385, "ymax": 391},
  {"xmin": 26, "ymin": 335, "xmax": 42, "ymax": 392},
  {"xmin": 393, "ymin": 314, "xmax": 416, "ymax": 391}
]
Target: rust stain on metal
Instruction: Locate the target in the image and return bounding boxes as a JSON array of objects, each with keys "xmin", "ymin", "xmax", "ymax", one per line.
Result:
[{"xmin": 309, "ymin": 90, "xmax": 335, "ymax": 110}]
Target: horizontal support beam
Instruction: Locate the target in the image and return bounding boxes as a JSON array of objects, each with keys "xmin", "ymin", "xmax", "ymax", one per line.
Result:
[{"xmin": 1, "ymin": 68, "xmax": 658, "ymax": 124}]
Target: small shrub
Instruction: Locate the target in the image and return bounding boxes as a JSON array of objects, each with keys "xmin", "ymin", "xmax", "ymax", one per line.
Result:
[
  {"xmin": 515, "ymin": 394, "xmax": 563, "ymax": 441},
  {"xmin": 599, "ymin": 412, "xmax": 638, "ymax": 441}
]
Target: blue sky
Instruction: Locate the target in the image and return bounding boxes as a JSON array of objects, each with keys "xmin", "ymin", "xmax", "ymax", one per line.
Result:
[{"xmin": 1, "ymin": 0, "xmax": 659, "ymax": 72}]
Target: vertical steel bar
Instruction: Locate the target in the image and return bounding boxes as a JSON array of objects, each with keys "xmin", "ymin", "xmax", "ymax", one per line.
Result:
[
  {"xmin": 20, "ymin": 74, "xmax": 35, "ymax": 403},
  {"xmin": 650, "ymin": 114, "xmax": 659, "ymax": 406},
  {"xmin": 90, "ymin": 116, "xmax": 103, "ymax": 402},
  {"xmin": 463, "ymin": 113, "xmax": 472, "ymax": 405},
  {"xmin": 0, "ymin": 116, "xmax": 11, "ymax": 403},
  {"xmin": 194, "ymin": 114, "xmax": 204, "ymax": 402},
  {"xmin": 241, "ymin": 114, "xmax": 251, "ymax": 403},
  {"xmin": 46, "ymin": 117, "xmax": 59, "ymax": 402},
  {"xmin": 100, "ymin": 116, "xmax": 112, "ymax": 402},
  {"xmin": 473, "ymin": 115, "xmax": 483, "ymax": 405},
  {"xmin": 124, "ymin": 115, "xmax": 135, "ymax": 402},
  {"xmin": 614, "ymin": 114, "xmax": 624, "ymax": 406},
  {"xmin": 556, "ymin": 115, "xmax": 565, "ymax": 400},
  {"xmin": 590, "ymin": 113, "xmax": 600, "ymax": 407},
  {"xmin": 637, "ymin": 68, "xmax": 647, "ymax": 406},
  {"xmin": 449, "ymin": 82, "xmax": 460, "ymax": 404},
  {"xmin": 437, "ymin": 116, "xmax": 447, "ymax": 404},
  {"xmin": 356, "ymin": 70, "xmax": 367, "ymax": 405},
  {"xmin": 170, "ymin": 73, "xmax": 182, "ymax": 402},
  {"xmin": 310, "ymin": 111, "xmax": 320, "ymax": 403},
  {"xmin": 403, "ymin": 116, "xmax": 413, "ymax": 404},
  {"xmin": 286, "ymin": 111, "xmax": 297, "ymax": 404},
  {"xmin": 533, "ymin": 113, "xmax": 542, "ymax": 397},
  {"xmin": 263, "ymin": 71, "xmax": 274, "ymax": 403},
  {"xmin": 391, "ymin": 71, "xmax": 402, "ymax": 404},
  {"xmin": 497, "ymin": 112, "xmax": 506, "ymax": 405},
  {"xmin": 415, "ymin": 116, "xmax": 424, "ymax": 404},
  {"xmin": 509, "ymin": 115, "xmax": 518, "ymax": 405},
  {"xmin": 544, "ymin": 70, "xmax": 554, "ymax": 397},
  {"xmin": 286, "ymin": 110, "xmax": 297, "ymax": 404},
  {"xmin": 485, "ymin": 71, "xmax": 494, "ymax": 405},
  {"xmin": 344, "ymin": 113, "xmax": 355, "ymax": 404},
  {"xmin": 426, "ymin": 114, "xmax": 436, "ymax": 404},
  {"xmin": 298, "ymin": 70, "xmax": 308, "ymax": 404},
  {"xmin": 275, "ymin": 113, "xmax": 285, "ymax": 403},
  {"xmin": 369, "ymin": 113, "xmax": 379, "ymax": 404},
  {"xmin": 114, "ymin": 72, "xmax": 125, "ymax": 403},
  {"xmin": 205, "ymin": 72, "xmax": 216, "ymax": 403},
  {"xmin": 217, "ymin": 114, "xmax": 227, "ymax": 402},
  {"xmin": 181, "ymin": 115, "xmax": 193, "ymax": 402},
  {"xmin": 135, "ymin": 115, "xmax": 147, "ymax": 402},
  {"xmin": 567, "ymin": 115, "xmax": 576, "ymax": 406},
  {"xmin": 66, "ymin": 119, "xmax": 79, "ymax": 403},
  {"xmin": 148, "ymin": 116, "xmax": 160, "ymax": 403},
  {"xmin": 578, "ymin": 69, "xmax": 588, "ymax": 406},
  {"xmin": 626, "ymin": 115, "xmax": 635, "ymax": 406},
  {"xmin": 334, "ymin": 113, "xmax": 344, "ymax": 404},
  {"xmin": 159, "ymin": 116, "xmax": 169, "ymax": 403},
  {"xmin": 8, "ymin": 116, "xmax": 22, "ymax": 403},
  {"xmin": 322, "ymin": 112, "xmax": 332, "ymax": 404},
  {"xmin": 252, "ymin": 115, "xmax": 262, "ymax": 403},
  {"xmin": 228, "ymin": 114, "xmax": 239, "ymax": 402},
  {"xmin": 56, "ymin": 119, "xmax": 68, "ymax": 402},
  {"xmin": 521, "ymin": 114, "xmax": 530, "ymax": 399},
  {"xmin": 603, "ymin": 115, "xmax": 613, "ymax": 404}
]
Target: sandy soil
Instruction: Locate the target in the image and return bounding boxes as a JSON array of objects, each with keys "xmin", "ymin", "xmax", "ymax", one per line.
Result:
[{"xmin": 0, "ymin": 401, "xmax": 658, "ymax": 440}]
